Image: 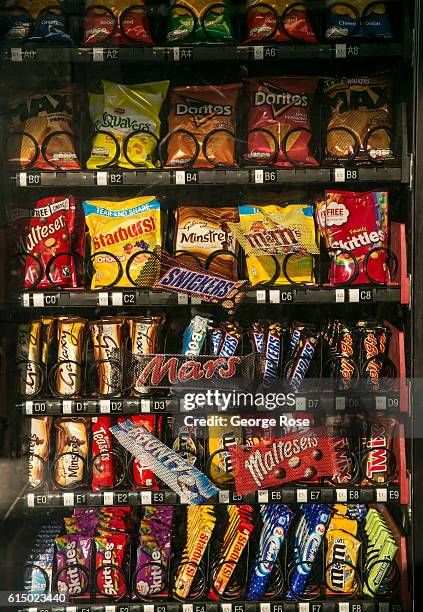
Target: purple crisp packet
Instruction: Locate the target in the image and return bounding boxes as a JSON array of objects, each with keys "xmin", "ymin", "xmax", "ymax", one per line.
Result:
[{"xmin": 55, "ymin": 534, "xmax": 92, "ymax": 596}]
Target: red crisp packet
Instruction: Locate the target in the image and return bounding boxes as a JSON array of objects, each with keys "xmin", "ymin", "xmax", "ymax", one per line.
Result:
[
  {"xmin": 94, "ymin": 533, "xmax": 128, "ymax": 599},
  {"xmin": 92, "ymin": 417, "xmax": 114, "ymax": 491},
  {"xmin": 316, "ymin": 191, "xmax": 389, "ymax": 285},
  {"xmin": 130, "ymin": 415, "xmax": 159, "ymax": 488},
  {"xmin": 229, "ymin": 426, "xmax": 338, "ymax": 495}
]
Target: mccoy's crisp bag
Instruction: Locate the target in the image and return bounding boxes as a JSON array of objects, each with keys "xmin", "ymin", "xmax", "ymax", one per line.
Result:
[
  {"xmin": 166, "ymin": 0, "xmax": 234, "ymax": 43},
  {"xmin": 4, "ymin": 0, "xmax": 73, "ymax": 43},
  {"xmin": 244, "ymin": 77, "xmax": 318, "ymax": 167},
  {"xmin": 315, "ymin": 190, "xmax": 389, "ymax": 285},
  {"xmin": 325, "ymin": 0, "xmax": 392, "ymax": 40},
  {"xmin": 234, "ymin": 202, "xmax": 318, "ymax": 286},
  {"xmin": 324, "ymin": 76, "xmax": 393, "ymax": 162},
  {"xmin": 84, "ymin": 0, "xmax": 154, "ymax": 45},
  {"xmin": 7, "ymin": 87, "xmax": 79, "ymax": 170},
  {"xmin": 166, "ymin": 83, "xmax": 241, "ymax": 168},
  {"xmin": 245, "ymin": 0, "xmax": 316, "ymax": 43},
  {"xmin": 83, "ymin": 196, "xmax": 163, "ymax": 289},
  {"xmin": 87, "ymin": 80, "xmax": 169, "ymax": 169}
]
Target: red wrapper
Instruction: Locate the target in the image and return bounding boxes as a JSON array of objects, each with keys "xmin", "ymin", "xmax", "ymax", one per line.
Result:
[
  {"xmin": 92, "ymin": 416, "xmax": 114, "ymax": 491},
  {"xmin": 229, "ymin": 426, "xmax": 338, "ymax": 495},
  {"xmin": 84, "ymin": 1, "xmax": 154, "ymax": 45},
  {"xmin": 244, "ymin": 77, "xmax": 318, "ymax": 167},
  {"xmin": 130, "ymin": 415, "xmax": 159, "ymax": 488},
  {"xmin": 245, "ymin": 1, "xmax": 316, "ymax": 44},
  {"xmin": 95, "ymin": 533, "xmax": 128, "ymax": 599}
]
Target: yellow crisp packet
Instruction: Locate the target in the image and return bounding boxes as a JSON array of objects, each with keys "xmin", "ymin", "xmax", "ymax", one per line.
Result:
[
  {"xmin": 87, "ymin": 80, "xmax": 169, "ymax": 169},
  {"xmin": 232, "ymin": 203, "xmax": 318, "ymax": 286},
  {"xmin": 83, "ymin": 196, "xmax": 163, "ymax": 289}
]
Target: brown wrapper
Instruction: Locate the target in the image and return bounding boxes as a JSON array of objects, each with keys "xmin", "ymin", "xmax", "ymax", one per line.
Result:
[
  {"xmin": 90, "ymin": 319, "xmax": 124, "ymax": 396},
  {"xmin": 56, "ymin": 317, "xmax": 87, "ymax": 396},
  {"xmin": 129, "ymin": 316, "xmax": 164, "ymax": 394},
  {"xmin": 360, "ymin": 414, "xmax": 397, "ymax": 485},
  {"xmin": 17, "ymin": 321, "xmax": 42, "ymax": 396},
  {"xmin": 54, "ymin": 418, "xmax": 89, "ymax": 488},
  {"xmin": 40, "ymin": 317, "xmax": 55, "ymax": 368},
  {"xmin": 28, "ymin": 416, "xmax": 52, "ymax": 487},
  {"xmin": 174, "ymin": 206, "xmax": 239, "ymax": 278}
]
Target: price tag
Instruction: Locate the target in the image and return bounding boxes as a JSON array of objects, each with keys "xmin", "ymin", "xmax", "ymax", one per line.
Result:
[
  {"xmin": 336, "ymin": 489, "xmax": 348, "ymax": 502},
  {"xmin": 335, "ymin": 43, "xmax": 347, "ymax": 58},
  {"xmin": 98, "ymin": 292, "xmax": 109, "ymax": 306},
  {"xmin": 335, "ymin": 396, "xmax": 346, "ymax": 411},
  {"xmin": 256, "ymin": 289, "xmax": 266, "ymax": 303},
  {"xmin": 33, "ymin": 293, "xmax": 44, "ymax": 307},
  {"xmin": 177, "ymin": 293, "xmax": 189, "ymax": 304},
  {"xmin": 144, "ymin": 606, "xmax": 154, "ymax": 612},
  {"xmin": 22, "ymin": 293, "xmax": 30, "ymax": 307},
  {"xmin": 66, "ymin": 607, "xmax": 77, "ymax": 612},
  {"xmin": 27, "ymin": 493, "xmax": 35, "ymax": 507},
  {"xmin": 254, "ymin": 169, "xmax": 264, "ymax": 183},
  {"xmin": 97, "ymin": 171, "xmax": 108, "ymax": 185},
  {"xmin": 62, "ymin": 400, "xmax": 72, "ymax": 414},
  {"xmin": 105, "ymin": 606, "xmax": 116, "ymax": 612},
  {"xmin": 335, "ymin": 289, "xmax": 345, "ymax": 303},
  {"xmin": 257, "ymin": 490, "xmax": 269, "ymax": 503},
  {"xmin": 375, "ymin": 396, "xmax": 387, "ymax": 410},
  {"xmin": 25, "ymin": 401, "xmax": 33, "ymax": 415},
  {"xmin": 175, "ymin": 170, "xmax": 186, "ymax": 184},
  {"xmin": 141, "ymin": 399, "xmax": 150, "ymax": 413},
  {"xmin": 112, "ymin": 292, "xmax": 123, "ymax": 306},
  {"xmin": 183, "ymin": 605, "xmax": 194, "ymax": 612},
  {"xmin": 103, "ymin": 491, "xmax": 114, "ymax": 505},
  {"xmin": 63, "ymin": 492, "xmax": 75, "ymax": 506},
  {"xmin": 349, "ymin": 288, "xmax": 359, "ymax": 303},
  {"xmin": 100, "ymin": 399, "xmax": 111, "ymax": 413},
  {"xmin": 221, "ymin": 604, "xmax": 232, "ymax": 612},
  {"xmin": 219, "ymin": 490, "xmax": 230, "ymax": 504},
  {"xmin": 296, "ymin": 489, "xmax": 308, "ymax": 502},
  {"xmin": 334, "ymin": 167, "xmax": 346, "ymax": 182},
  {"xmin": 141, "ymin": 491, "xmax": 152, "ymax": 504},
  {"xmin": 296, "ymin": 397, "xmax": 306, "ymax": 411},
  {"xmin": 253, "ymin": 45, "xmax": 264, "ymax": 60},
  {"xmin": 376, "ymin": 488, "xmax": 388, "ymax": 502},
  {"xmin": 269, "ymin": 289, "xmax": 280, "ymax": 303},
  {"xmin": 260, "ymin": 604, "xmax": 271, "ymax": 612},
  {"xmin": 299, "ymin": 604, "xmax": 310, "ymax": 612},
  {"xmin": 338, "ymin": 604, "xmax": 349, "ymax": 612},
  {"xmin": 11, "ymin": 47, "xmax": 23, "ymax": 61},
  {"xmin": 93, "ymin": 47, "xmax": 104, "ymax": 61}
]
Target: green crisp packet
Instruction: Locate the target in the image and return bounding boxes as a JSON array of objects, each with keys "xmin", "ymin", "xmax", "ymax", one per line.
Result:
[{"xmin": 166, "ymin": 0, "xmax": 234, "ymax": 43}]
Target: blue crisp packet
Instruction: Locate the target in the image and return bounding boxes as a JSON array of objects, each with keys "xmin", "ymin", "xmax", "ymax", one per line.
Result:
[
  {"xmin": 325, "ymin": 1, "xmax": 392, "ymax": 40},
  {"xmin": 4, "ymin": 2, "xmax": 73, "ymax": 44}
]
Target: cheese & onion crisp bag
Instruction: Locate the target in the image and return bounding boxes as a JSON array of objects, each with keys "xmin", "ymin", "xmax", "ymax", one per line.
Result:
[
  {"xmin": 87, "ymin": 80, "xmax": 169, "ymax": 169},
  {"xmin": 83, "ymin": 196, "xmax": 163, "ymax": 289}
]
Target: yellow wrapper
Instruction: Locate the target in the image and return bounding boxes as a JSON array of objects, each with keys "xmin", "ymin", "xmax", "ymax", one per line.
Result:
[
  {"xmin": 208, "ymin": 422, "xmax": 242, "ymax": 485},
  {"xmin": 83, "ymin": 196, "xmax": 163, "ymax": 289},
  {"xmin": 87, "ymin": 80, "xmax": 169, "ymax": 169},
  {"xmin": 326, "ymin": 529, "xmax": 361, "ymax": 595}
]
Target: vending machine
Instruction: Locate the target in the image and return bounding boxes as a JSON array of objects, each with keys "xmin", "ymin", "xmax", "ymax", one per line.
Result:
[{"xmin": 0, "ymin": 0, "xmax": 417, "ymax": 610}]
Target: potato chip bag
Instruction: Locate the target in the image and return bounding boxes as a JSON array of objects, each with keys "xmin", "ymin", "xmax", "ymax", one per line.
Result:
[
  {"xmin": 166, "ymin": 0, "xmax": 234, "ymax": 43},
  {"xmin": 84, "ymin": 0, "xmax": 154, "ymax": 45},
  {"xmin": 87, "ymin": 80, "xmax": 169, "ymax": 170},
  {"xmin": 4, "ymin": 0, "xmax": 73, "ymax": 43},
  {"xmin": 83, "ymin": 196, "xmax": 163, "ymax": 289},
  {"xmin": 7, "ymin": 87, "xmax": 79, "ymax": 171},
  {"xmin": 325, "ymin": 0, "xmax": 392, "ymax": 40},
  {"xmin": 245, "ymin": 0, "xmax": 316, "ymax": 43},
  {"xmin": 234, "ymin": 203, "xmax": 318, "ymax": 286}
]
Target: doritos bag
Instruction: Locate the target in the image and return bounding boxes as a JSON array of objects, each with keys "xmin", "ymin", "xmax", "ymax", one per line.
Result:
[
  {"xmin": 324, "ymin": 76, "xmax": 393, "ymax": 162},
  {"xmin": 166, "ymin": 83, "xmax": 241, "ymax": 168},
  {"xmin": 166, "ymin": 0, "xmax": 234, "ymax": 43},
  {"xmin": 244, "ymin": 77, "xmax": 318, "ymax": 167},
  {"xmin": 4, "ymin": 0, "xmax": 73, "ymax": 43},
  {"xmin": 9, "ymin": 196, "xmax": 83, "ymax": 289},
  {"xmin": 325, "ymin": 1, "xmax": 392, "ymax": 40},
  {"xmin": 315, "ymin": 190, "xmax": 389, "ymax": 285},
  {"xmin": 7, "ymin": 87, "xmax": 80, "ymax": 171},
  {"xmin": 83, "ymin": 196, "xmax": 163, "ymax": 289},
  {"xmin": 87, "ymin": 80, "xmax": 169, "ymax": 170},
  {"xmin": 234, "ymin": 202, "xmax": 318, "ymax": 286},
  {"xmin": 245, "ymin": 0, "xmax": 316, "ymax": 43},
  {"xmin": 84, "ymin": 0, "xmax": 154, "ymax": 45}
]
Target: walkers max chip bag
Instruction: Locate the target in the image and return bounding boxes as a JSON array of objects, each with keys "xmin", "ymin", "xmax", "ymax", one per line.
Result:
[
  {"xmin": 166, "ymin": 0, "xmax": 234, "ymax": 43},
  {"xmin": 7, "ymin": 87, "xmax": 79, "ymax": 170},
  {"xmin": 324, "ymin": 76, "xmax": 393, "ymax": 162},
  {"xmin": 87, "ymin": 80, "xmax": 169, "ymax": 169},
  {"xmin": 325, "ymin": 0, "xmax": 392, "ymax": 40},
  {"xmin": 244, "ymin": 77, "xmax": 318, "ymax": 167},
  {"xmin": 245, "ymin": 0, "xmax": 316, "ymax": 43},
  {"xmin": 166, "ymin": 84, "xmax": 241, "ymax": 168},
  {"xmin": 315, "ymin": 190, "xmax": 389, "ymax": 286},
  {"xmin": 84, "ymin": 0, "xmax": 154, "ymax": 45},
  {"xmin": 83, "ymin": 196, "xmax": 163, "ymax": 289},
  {"xmin": 4, "ymin": 0, "xmax": 73, "ymax": 43},
  {"xmin": 10, "ymin": 196, "xmax": 84, "ymax": 289}
]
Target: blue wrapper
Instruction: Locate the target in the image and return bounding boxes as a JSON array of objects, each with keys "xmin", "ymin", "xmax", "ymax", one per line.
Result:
[
  {"xmin": 325, "ymin": 2, "xmax": 392, "ymax": 40},
  {"xmin": 182, "ymin": 315, "xmax": 212, "ymax": 356},
  {"xmin": 247, "ymin": 504, "xmax": 294, "ymax": 600},
  {"xmin": 210, "ymin": 328, "xmax": 223, "ymax": 355},
  {"xmin": 287, "ymin": 338, "xmax": 316, "ymax": 390},
  {"xmin": 286, "ymin": 504, "xmax": 333, "ymax": 599},
  {"xmin": 263, "ymin": 324, "xmax": 282, "ymax": 385},
  {"xmin": 5, "ymin": 8, "xmax": 73, "ymax": 44},
  {"xmin": 111, "ymin": 421, "xmax": 218, "ymax": 505}
]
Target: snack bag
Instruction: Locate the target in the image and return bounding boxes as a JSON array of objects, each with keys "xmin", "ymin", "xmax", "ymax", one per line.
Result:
[
  {"xmin": 244, "ymin": 77, "xmax": 318, "ymax": 167},
  {"xmin": 325, "ymin": 1, "xmax": 392, "ymax": 40},
  {"xmin": 166, "ymin": 0, "xmax": 234, "ymax": 43},
  {"xmin": 315, "ymin": 190, "xmax": 389, "ymax": 285},
  {"xmin": 174, "ymin": 206, "xmax": 239, "ymax": 278},
  {"xmin": 9, "ymin": 196, "xmax": 83, "ymax": 289},
  {"xmin": 324, "ymin": 76, "xmax": 393, "ymax": 162},
  {"xmin": 4, "ymin": 0, "xmax": 73, "ymax": 43},
  {"xmin": 234, "ymin": 202, "xmax": 318, "ymax": 285},
  {"xmin": 7, "ymin": 87, "xmax": 79, "ymax": 171},
  {"xmin": 245, "ymin": 0, "xmax": 316, "ymax": 43},
  {"xmin": 165, "ymin": 83, "xmax": 241, "ymax": 168},
  {"xmin": 83, "ymin": 196, "xmax": 163, "ymax": 289},
  {"xmin": 87, "ymin": 80, "xmax": 169, "ymax": 169},
  {"xmin": 84, "ymin": 0, "xmax": 154, "ymax": 45}
]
